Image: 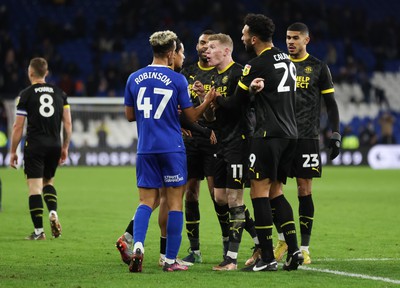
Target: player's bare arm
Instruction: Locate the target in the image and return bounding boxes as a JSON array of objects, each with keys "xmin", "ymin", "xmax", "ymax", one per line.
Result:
[
  {"xmin": 60, "ymin": 106, "xmax": 72, "ymax": 164},
  {"xmin": 9, "ymin": 115, "xmax": 25, "ymax": 169},
  {"xmin": 125, "ymin": 106, "xmax": 136, "ymax": 122}
]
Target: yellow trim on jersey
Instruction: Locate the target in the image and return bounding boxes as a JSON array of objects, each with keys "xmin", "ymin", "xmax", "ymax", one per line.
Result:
[
  {"xmin": 218, "ymin": 61, "xmax": 235, "ymax": 74},
  {"xmin": 64, "ymin": 104, "xmax": 70, "ymax": 109},
  {"xmin": 289, "ymin": 53, "xmax": 310, "ymax": 62},
  {"xmin": 197, "ymin": 61, "xmax": 214, "ymax": 71},
  {"xmin": 238, "ymin": 80, "xmax": 249, "ymax": 91},
  {"xmin": 321, "ymin": 88, "xmax": 335, "ymax": 94},
  {"xmin": 259, "ymin": 47, "xmax": 272, "ymax": 55}
]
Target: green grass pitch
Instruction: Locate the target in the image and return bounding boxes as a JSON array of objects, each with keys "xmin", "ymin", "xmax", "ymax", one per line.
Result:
[{"xmin": 0, "ymin": 166, "xmax": 399, "ymax": 287}]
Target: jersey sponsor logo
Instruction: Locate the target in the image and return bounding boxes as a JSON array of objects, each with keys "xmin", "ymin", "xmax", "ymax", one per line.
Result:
[
  {"xmin": 164, "ymin": 174, "xmax": 184, "ymax": 183},
  {"xmin": 304, "ymin": 66, "xmax": 313, "ymax": 74},
  {"xmin": 296, "ymin": 76, "xmax": 311, "ymax": 89},
  {"xmin": 242, "ymin": 64, "xmax": 251, "ymax": 76},
  {"xmin": 216, "ymin": 86, "xmax": 227, "ymax": 97}
]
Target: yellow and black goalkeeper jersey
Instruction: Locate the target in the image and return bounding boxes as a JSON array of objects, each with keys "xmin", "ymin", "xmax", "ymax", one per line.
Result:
[
  {"xmin": 290, "ymin": 53, "xmax": 334, "ymax": 139},
  {"xmin": 16, "ymin": 83, "xmax": 68, "ymax": 148},
  {"xmin": 213, "ymin": 62, "xmax": 253, "ymax": 143},
  {"xmin": 238, "ymin": 47, "xmax": 297, "ymax": 139}
]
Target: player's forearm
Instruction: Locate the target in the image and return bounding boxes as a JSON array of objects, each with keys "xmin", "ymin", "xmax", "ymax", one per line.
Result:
[
  {"xmin": 62, "ymin": 108, "xmax": 72, "ymax": 149},
  {"xmin": 125, "ymin": 106, "xmax": 136, "ymax": 122},
  {"xmin": 202, "ymin": 107, "xmax": 215, "ymax": 122},
  {"xmin": 10, "ymin": 125, "xmax": 23, "ymax": 153},
  {"xmin": 180, "ymin": 113, "xmax": 211, "ymax": 137},
  {"xmin": 324, "ymin": 94, "xmax": 340, "ymax": 132},
  {"xmin": 62, "ymin": 127, "xmax": 72, "ymax": 149},
  {"xmin": 218, "ymin": 85, "xmax": 249, "ymax": 110},
  {"xmin": 193, "ymin": 100, "xmax": 213, "ymax": 121}
]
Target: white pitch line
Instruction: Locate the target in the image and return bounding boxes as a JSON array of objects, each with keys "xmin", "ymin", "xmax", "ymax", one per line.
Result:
[
  {"xmin": 300, "ymin": 266, "xmax": 400, "ymax": 285},
  {"xmin": 313, "ymin": 258, "xmax": 400, "ymax": 262}
]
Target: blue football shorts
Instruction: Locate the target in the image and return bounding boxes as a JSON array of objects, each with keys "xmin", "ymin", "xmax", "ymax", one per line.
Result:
[{"xmin": 136, "ymin": 152, "xmax": 187, "ymax": 188}]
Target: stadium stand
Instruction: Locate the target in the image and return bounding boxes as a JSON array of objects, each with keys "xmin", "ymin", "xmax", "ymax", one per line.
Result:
[{"xmin": 1, "ymin": 0, "xmax": 399, "ymax": 144}]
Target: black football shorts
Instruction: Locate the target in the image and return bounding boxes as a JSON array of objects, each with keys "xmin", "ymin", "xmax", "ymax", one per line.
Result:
[
  {"xmin": 184, "ymin": 136, "xmax": 217, "ymax": 180},
  {"xmin": 290, "ymin": 139, "xmax": 322, "ymax": 178},
  {"xmin": 23, "ymin": 145, "xmax": 61, "ymax": 179},
  {"xmin": 249, "ymin": 137, "xmax": 297, "ymax": 184}
]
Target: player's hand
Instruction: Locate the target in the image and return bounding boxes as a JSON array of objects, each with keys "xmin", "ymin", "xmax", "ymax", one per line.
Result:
[
  {"xmin": 328, "ymin": 132, "xmax": 341, "ymax": 160},
  {"xmin": 210, "ymin": 130, "xmax": 217, "ymax": 144},
  {"xmin": 250, "ymin": 78, "xmax": 264, "ymax": 94},
  {"xmin": 211, "ymin": 92, "xmax": 221, "ymax": 110},
  {"xmin": 192, "ymin": 80, "xmax": 205, "ymax": 97},
  {"xmin": 9, "ymin": 152, "xmax": 18, "ymax": 169},
  {"xmin": 181, "ymin": 128, "xmax": 192, "ymax": 137},
  {"xmin": 59, "ymin": 148, "xmax": 68, "ymax": 165},
  {"xmin": 203, "ymin": 87, "xmax": 216, "ymax": 103}
]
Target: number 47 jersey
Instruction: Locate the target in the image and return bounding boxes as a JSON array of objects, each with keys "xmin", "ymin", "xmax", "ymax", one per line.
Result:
[
  {"xmin": 16, "ymin": 83, "xmax": 68, "ymax": 148},
  {"xmin": 124, "ymin": 65, "xmax": 193, "ymax": 154}
]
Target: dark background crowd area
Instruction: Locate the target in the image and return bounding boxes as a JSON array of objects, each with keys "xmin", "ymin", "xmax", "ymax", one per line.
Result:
[{"xmin": 1, "ymin": 0, "xmax": 400, "ymax": 99}]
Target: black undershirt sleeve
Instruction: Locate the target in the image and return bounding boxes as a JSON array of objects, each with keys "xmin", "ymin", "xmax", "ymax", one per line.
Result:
[
  {"xmin": 179, "ymin": 113, "xmax": 212, "ymax": 138},
  {"xmin": 323, "ymin": 92, "xmax": 340, "ymax": 133},
  {"xmin": 215, "ymin": 85, "xmax": 248, "ymax": 111}
]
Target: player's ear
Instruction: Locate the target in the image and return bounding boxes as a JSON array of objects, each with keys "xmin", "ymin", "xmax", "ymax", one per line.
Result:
[
  {"xmin": 167, "ymin": 50, "xmax": 174, "ymax": 66},
  {"xmin": 224, "ymin": 46, "xmax": 230, "ymax": 56}
]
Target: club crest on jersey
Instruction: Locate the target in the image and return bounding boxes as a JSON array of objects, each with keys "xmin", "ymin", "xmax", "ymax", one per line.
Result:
[
  {"xmin": 242, "ymin": 64, "xmax": 251, "ymax": 76},
  {"xmin": 222, "ymin": 76, "xmax": 229, "ymax": 84},
  {"xmin": 304, "ymin": 66, "xmax": 313, "ymax": 74}
]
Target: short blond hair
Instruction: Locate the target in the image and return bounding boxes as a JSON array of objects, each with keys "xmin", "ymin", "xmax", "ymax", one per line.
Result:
[
  {"xmin": 29, "ymin": 57, "xmax": 48, "ymax": 78},
  {"xmin": 208, "ymin": 33, "xmax": 233, "ymax": 51},
  {"xmin": 149, "ymin": 30, "xmax": 177, "ymax": 54}
]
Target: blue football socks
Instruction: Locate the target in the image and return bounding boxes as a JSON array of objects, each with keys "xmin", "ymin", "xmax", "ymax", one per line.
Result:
[{"xmin": 165, "ymin": 210, "xmax": 183, "ymax": 260}]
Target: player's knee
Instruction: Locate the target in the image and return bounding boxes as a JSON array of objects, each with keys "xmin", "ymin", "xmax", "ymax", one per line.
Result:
[
  {"xmin": 214, "ymin": 195, "xmax": 227, "ymax": 206},
  {"xmin": 297, "ymin": 185, "xmax": 311, "ymax": 196}
]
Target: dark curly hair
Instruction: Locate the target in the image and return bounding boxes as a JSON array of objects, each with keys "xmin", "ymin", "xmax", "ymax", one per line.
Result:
[{"xmin": 243, "ymin": 13, "xmax": 275, "ymax": 42}]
